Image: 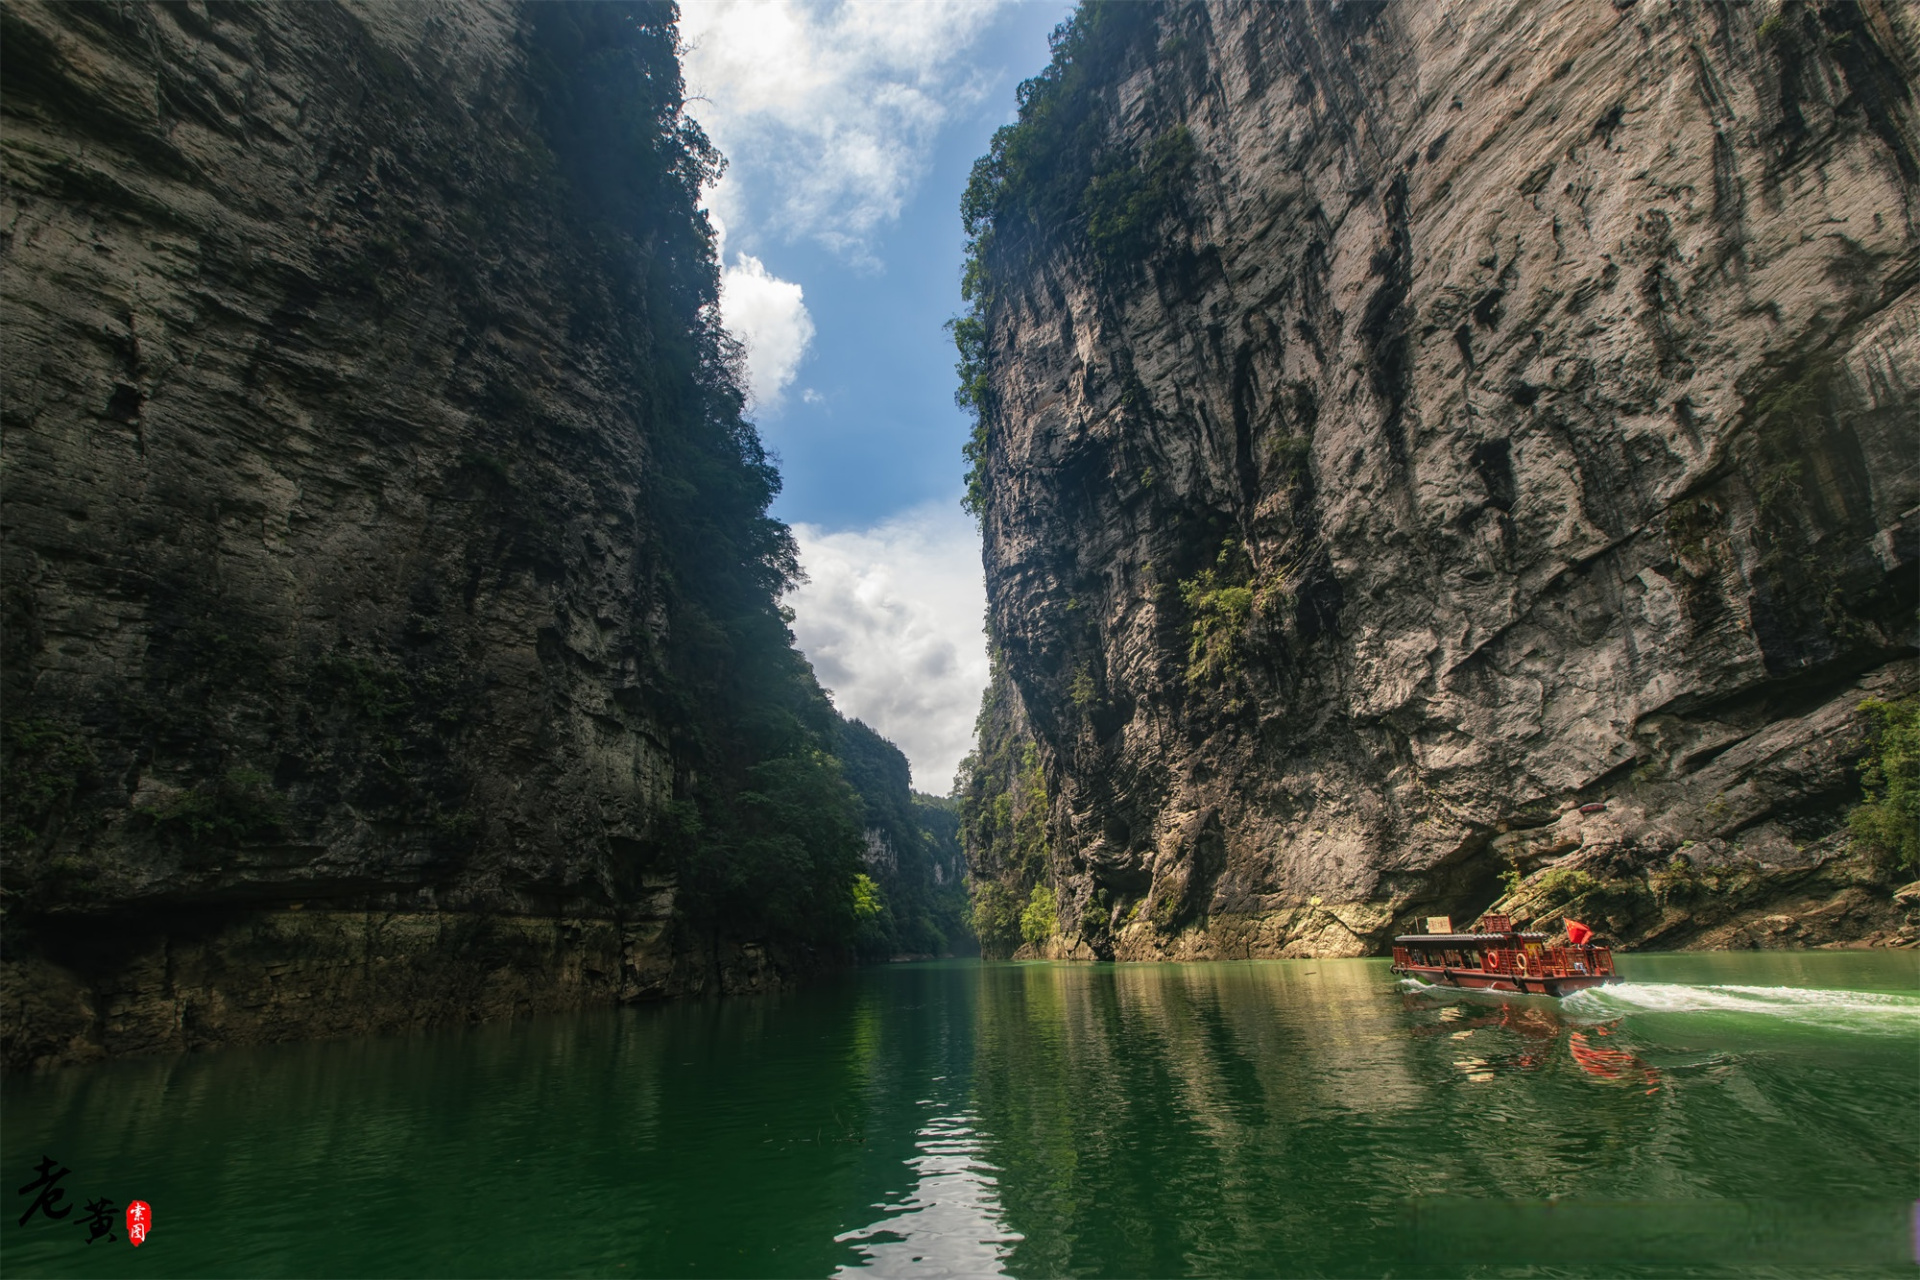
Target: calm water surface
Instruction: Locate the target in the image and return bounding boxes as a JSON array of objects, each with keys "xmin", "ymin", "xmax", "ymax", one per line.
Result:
[{"xmin": 4, "ymin": 952, "xmax": 1916, "ymax": 1278}]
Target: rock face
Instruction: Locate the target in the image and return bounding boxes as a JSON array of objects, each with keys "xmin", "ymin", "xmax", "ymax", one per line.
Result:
[
  {"xmin": 0, "ymin": 1, "xmax": 902, "ymax": 1067},
  {"xmin": 964, "ymin": 1, "xmax": 1919, "ymax": 958}
]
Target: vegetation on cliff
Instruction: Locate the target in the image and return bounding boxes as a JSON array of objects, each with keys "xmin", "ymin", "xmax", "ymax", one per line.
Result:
[
  {"xmin": 952, "ymin": 0, "xmax": 1174, "ymax": 519},
  {"xmin": 955, "ymin": 657, "xmax": 1053, "ymax": 957},
  {"xmin": 833, "ymin": 718, "xmax": 973, "ymax": 959},
  {"xmin": 0, "ymin": 0, "xmax": 957, "ymax": 1010},
  {"xmin": 1851, "ymin": 696, "xmax": 1918, "ymax": 873}
]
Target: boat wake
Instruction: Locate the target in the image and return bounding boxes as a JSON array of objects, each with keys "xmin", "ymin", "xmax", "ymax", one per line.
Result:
[{"xmin": 1560, "ymin": 982, "xmax": 1920, "ymax": 1036}]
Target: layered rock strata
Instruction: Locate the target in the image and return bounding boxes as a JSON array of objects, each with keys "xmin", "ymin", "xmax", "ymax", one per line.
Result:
[
  {"xmin": 0, "ymin": 1, "xmax": 881, "ymax": 1067},
  {"xmin": 966, "ymin": 0, "xmax": 1919, "ymax": 957}
]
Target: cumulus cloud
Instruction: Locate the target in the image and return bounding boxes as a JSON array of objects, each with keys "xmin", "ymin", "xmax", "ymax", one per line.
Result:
[
  {"xmin": 787, "ymin": 501, "xmax": 988, "ymax": 793},
  {"xmin": 718, "ymin": 252, "xmax": 815, "ymax": 409},
  {"xmin": 680, "ymin": 0, "xmax": 1016, "ymax": 260}
]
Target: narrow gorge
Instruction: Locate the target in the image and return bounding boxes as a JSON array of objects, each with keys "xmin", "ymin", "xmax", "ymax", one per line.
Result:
[
  {"xmin": 0, "ymin": 0, "xmax": 964, "ymax": 1070},
  {"xmin": 958, "ymin": 0, "xmax": 1919, "ymax": 960},
  {"xmin": 3, "ymin": 0, "xmax": 1916, "ymax": 1075}
]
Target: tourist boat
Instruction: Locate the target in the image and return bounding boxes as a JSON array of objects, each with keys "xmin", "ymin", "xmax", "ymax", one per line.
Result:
[{"xmin": 1390, "ymin": 913, "xmax": 1619, "ymax": 996}]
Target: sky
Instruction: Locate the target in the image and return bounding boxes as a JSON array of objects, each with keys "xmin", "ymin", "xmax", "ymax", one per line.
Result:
[{"xmin": 679, "ymin": 0, "xmax": 1073, "ymax": 794}]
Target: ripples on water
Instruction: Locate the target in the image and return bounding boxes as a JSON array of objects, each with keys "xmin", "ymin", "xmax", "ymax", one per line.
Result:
[
  {"xmin": 832, "ymin": 1109, "xmax": 1020, "ymax": 1278},
  {"xmin": 2, "ymin": 951, "xmax": 1915, "ymax": 1278}
]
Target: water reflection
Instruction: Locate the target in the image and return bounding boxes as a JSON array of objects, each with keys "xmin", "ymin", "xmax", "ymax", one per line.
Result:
[
  {"xmin": 1567, "ymin": 1027, "xmax": 1662, "ymax": 1092},
  {"xmin": 833, "ymin": 1109, "xmax": 1020, "ymax": 1278},
  {"xmin": 2, "ymin": 953, "xmax": 1914, "ymax": 1278},
  {"xmin": 967, "ymin": 957, "xmax": 1918, "ymax": 1276},
  {"xmin": 970, "ymin": 960, "xmax": 1429, "ymax": 1276},
  {"xmin": 1403, "ymin": 995, "xmax": 1665, "ymax": 1090}
]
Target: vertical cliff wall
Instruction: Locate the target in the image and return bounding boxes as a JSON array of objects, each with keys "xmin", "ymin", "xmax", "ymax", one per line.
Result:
[
  {"xmin": 0, "ymin": 1, "xmax": 886, "ymax": 1067},
  {"xmin": 961, "ymin": 0, "xmax": 1919, "ymax": 958}
]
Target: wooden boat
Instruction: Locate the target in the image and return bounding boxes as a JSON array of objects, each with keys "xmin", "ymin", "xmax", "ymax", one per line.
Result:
[{"xmin": 1390, "ymin": 913, "xmax": 1619, "ymax": 996}]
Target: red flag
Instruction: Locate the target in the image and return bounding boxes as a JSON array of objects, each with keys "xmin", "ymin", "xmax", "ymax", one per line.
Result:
[{"xmin": 1566, "ymin": 920, "xmax": 1593, "ymax": 945}]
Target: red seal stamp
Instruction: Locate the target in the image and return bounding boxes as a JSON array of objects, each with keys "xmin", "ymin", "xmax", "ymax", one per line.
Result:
[{"xmin": 125, "ymin": 1200, "xmax": 151, "ymax": 1247}]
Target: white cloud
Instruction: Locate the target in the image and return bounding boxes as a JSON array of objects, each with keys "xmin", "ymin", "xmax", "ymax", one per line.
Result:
[
  {"xmin": 787, "ymin": 500, "xmax": 988, "ymax": 793},
  {"xmin": 719, "ymin": 253, "xmax": 815, "ymax": 410},
  {"xmin": 680, "ymin": 0, "xmax": 1016, "ymax": 260}
]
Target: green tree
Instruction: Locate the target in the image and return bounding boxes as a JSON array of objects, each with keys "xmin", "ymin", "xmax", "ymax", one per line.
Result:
[
  {"xmin": 1020, "ymin": 883, "xmax": 1058, "ymax": 947},
  {"xmin": 851, "ymin": 873, "xmax": 893, "ymax": 959},
  {"xmin": 1851, "ymin": 696, "xmax": 1919, "ymax": 873}
]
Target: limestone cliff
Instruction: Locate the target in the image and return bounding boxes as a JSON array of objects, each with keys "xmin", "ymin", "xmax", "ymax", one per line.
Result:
[
  {"xmin": 0, "ymin": 1, "xmax": 881, "ymax": 1067},
  {"xmin": 960, "ymin": 0, "xmax": 1919, "ymax": 959}
]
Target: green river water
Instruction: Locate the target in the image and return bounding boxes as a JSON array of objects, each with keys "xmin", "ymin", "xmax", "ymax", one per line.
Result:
[{"xmin": 3, "ymin": 951, "xmax": 1916, "ymax": 1278}]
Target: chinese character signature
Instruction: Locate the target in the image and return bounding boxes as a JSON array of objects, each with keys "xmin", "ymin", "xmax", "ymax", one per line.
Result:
[
  {"xmin": 15, "ymin": 1157, "xmax": 144, "ymax": 1247},
  {"xmin": 15, "ymin": 1156, "xmax": 71, "ymax": 1227}
]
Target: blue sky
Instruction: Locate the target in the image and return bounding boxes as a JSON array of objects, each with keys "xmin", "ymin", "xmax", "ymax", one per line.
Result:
[{"xmin": 679, "ymin": 0, "xmax": 1072, "ymax": 791}]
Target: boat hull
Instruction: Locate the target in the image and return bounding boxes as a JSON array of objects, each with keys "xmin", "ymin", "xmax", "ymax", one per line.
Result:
[{"xmin": 1392, "ymin": 966, "xmax": 1621, "ymax": 998}]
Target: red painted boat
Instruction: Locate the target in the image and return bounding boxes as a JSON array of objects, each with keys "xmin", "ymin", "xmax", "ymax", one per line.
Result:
[{"xmin": 1390, "ymin": 913, "xmax": 1620, "ymax": 996}]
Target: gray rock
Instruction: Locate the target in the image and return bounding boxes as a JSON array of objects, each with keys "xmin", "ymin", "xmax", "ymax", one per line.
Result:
[
  {"xmin": 967, "ymin": 0, "xmax": 1919, "ymax": 958},
  {"xmin": 0, "ymin": 1, "xmax": 853, "ymax": 1065}
]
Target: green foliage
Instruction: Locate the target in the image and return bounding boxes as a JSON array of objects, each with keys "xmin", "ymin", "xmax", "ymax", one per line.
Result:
[
  {"xmin": 1020, "ymin": 882, "xmax": 1059, "ymax": 947},
  {"xmin": 1179, "ymin": 540, "xmax": 1254, "ymax": 688},
  {"xmin": 0, "ymin": 719, "xmax": 95, "ymax": 853},
  {"xmin": 1069, "ymin": 662, "xmax": 1097, "ymax": 709},
  {"xmin": 1269, "ymin": 435, "xmax": 1313, "ymax": 481},
  {"xmin": 834, "ymin": 719, "xmax": 975, "ymax": 958},
  {"xmin": 913, "ymin": 792, "xmax": 975, "ymax": 955},
  {"xmin": 526, "ymin": 5, "xmax": 870, "ymax": 958},
  {"xmin": 1850, "ymin": 695, "xmax": 1919, "ymax": 872},
  {"xmin": 957, "ymin": 657, "xmax": 1056, "ymax": 956},
  {"xmin": 1664, "ymin": 497, "xmax": 1725, "ymax": 571},
  {"xmin": 949, "ymin": 314, "xmax": 992, "ymax": 519},
  {"xmin": 1535, "ymin": 867, "xmax": 1600, "ymax": 909},
  {"xmin": 460, "ymin": 450, "xmax": 515, "ymax": 492},
  {"xmin": 315, "ymin": 654, "xmax": 414, "ymax": 721},
  {"xmin": 674, "ymin": 748, "xmax": 864, "ymax": 952},
  {"xmin": 852, "ymin": 872, "xmax": 886, "ymax": 919},
  {"xmin": 958, "ymin": 1, "xmax": 1167, "ymax": 280},
  {"xmin": 970, "ymin": 879, "xmax": 1025, "ymax": 956},
  {"xmin": 1083, "ymin": 126, "xmax": 1197, "ymax": 267},
  {"xmin": 1079, "ymin": 887, "xmax": 1110, "ymax": 936},
  {"xmin": 851, "ymin": 872, "xmax": 892, "ymax": 958},
  {"xmin": 1650, "ymin": 854, "xmax": 1702, "ymax": 905},
  {"xmin": 142, "ymin": 767, "xmax": 288, "ymax": 847}
]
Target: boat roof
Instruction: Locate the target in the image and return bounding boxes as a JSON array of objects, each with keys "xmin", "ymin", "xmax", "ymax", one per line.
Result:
[{"xmin": 1393, "ymin": 932, "xmax": 1548, "ymax": 946}]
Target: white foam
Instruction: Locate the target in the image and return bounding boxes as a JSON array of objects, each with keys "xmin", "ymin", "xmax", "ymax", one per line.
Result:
[{"xmin": 1561, "ymin": 982, "xmax": 1920, "ymax": 1035}]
